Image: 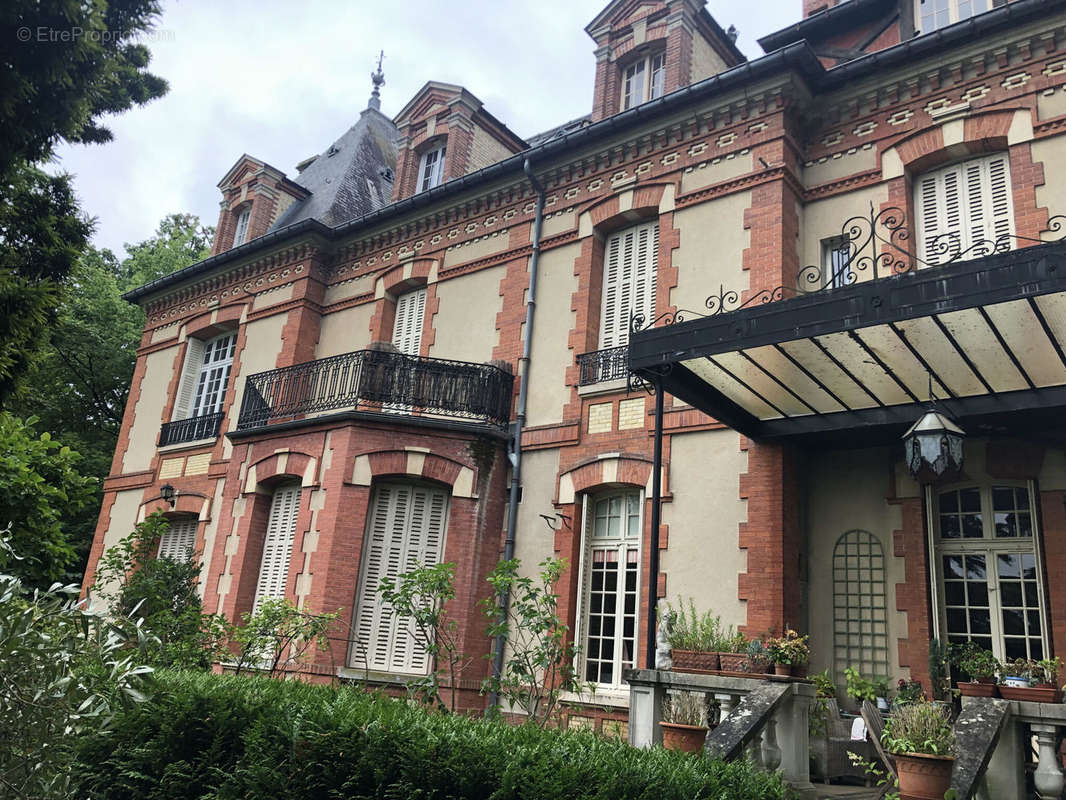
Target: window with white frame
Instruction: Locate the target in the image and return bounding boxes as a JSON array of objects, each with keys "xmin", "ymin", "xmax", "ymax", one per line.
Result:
[
  {"xmin": 417, "ymin": 144, "xmax": 447, "ymax": 193},
  {"xmin": 172, "ymin": 332, "xmax": 236, "ymax": 423},
  {"xmin": 158, "ymin": 517, "xmax": 198, "ymax": 561},
  {"xmin": 252, "ymin": 483, "xmax": 302, "ymax": 613},
  {"xmin": 577, "ymin": 490, "xmax": 641, "ymax": 687},
  {"xmin": 350, "ymin": 483, "xmax": 449, "ymax": 674},
  {"xmin": 930, "ymin": 482, "xmax": 1048, "ymax": 663},
  {"xmin": 233, "ymin": 206, "xmax": 252, "ymax": 246},
  {"xmin": 915, "ymin": 0, "xmax": 1005, "ymax": 34},
  {"xmin": 599, "ymin": 221, "xmax": 658, "ymax": 350},
  {"xmin": 621, "ymin": 51, "xmax": 666, "ymax": 110},
  {"xmin": 915, "ymin": 153, "xmax": 1014, "ymax": 265}
]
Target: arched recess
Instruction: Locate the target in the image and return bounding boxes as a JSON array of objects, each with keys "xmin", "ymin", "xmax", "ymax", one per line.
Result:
[
  {"xmin": 558, "ymin": 453, "xmax": 656, "ymax": 504},
  {"xmin": 832, "ymin": 529, "xmax": 889, "ymax": 679},
  {"xmin": 243, "ymin": 450, "xmax": 318, "ymax": 493},
  {"xmin": 350, "ymin": 449, "xmax": 476, "ymax": 498}
]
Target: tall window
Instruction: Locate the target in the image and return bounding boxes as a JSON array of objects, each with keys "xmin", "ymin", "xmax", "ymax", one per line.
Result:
[
  {"xmin": 172, "ymin": 332, "xmax": 236, "ymax": 423},
  {"xmin": 577, "ymin": 491, "xmax": 641, "ymax": 687},
  {"xmin": 351, "ymin": 483, "xmax": 449, "ymax": 674},
  {"xmin": 621, "ymin": 52, "xmax": 666, "ymax": 110},
  {"xmin": 832, "ymin": 530, "xmax": 889, "ymax": 678},
  {"xmin": 233, "ymin": 207, "xmax": 251, "ymax": 246},
  {"xmin": 915, "ymin": 153, "xmax": 1014, "ymax": 265},
  {"xmin": 822, "ymin": 236, "xmax": 855, "ymax": 289},
  {"xmin": 599, "ymin": 221, "xmax": 658, "ymax": 350},
  {"xmin": 158, "ymin": 517, "xmax": 198, "ymax": 561},
  {"xmin": 932, "ymin": 483, "xmax": 1047, "ymax": 662},
  {"xmin": 391, "ymin": 288, "xmax": 427, "ymax": 356},
  {"xmin": 252, "ymin": 483, "xmax": 302, "ymax": 613},
  {"xmin": 916, "ymin": 0, "xmax": 1005, "ymax": 33},
  {"xmin": 417, "ymin": 144, "xmax": 446, "ymax": 192}
]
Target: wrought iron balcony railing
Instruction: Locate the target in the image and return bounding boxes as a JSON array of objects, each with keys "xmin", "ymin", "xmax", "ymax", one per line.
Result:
[
  {"xmin": 577, "ymin": 345, "xmax": 631, "ymax": 386},
  {"xmin": 236, "ymin": 349, "xmax": 514, "ymax": 431},
  {"xmin": 158, "ymin": 411, "xmax": 225, "ymax": 447}
]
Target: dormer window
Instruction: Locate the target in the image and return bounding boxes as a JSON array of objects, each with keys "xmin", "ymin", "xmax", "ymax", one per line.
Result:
[
  {"xmin": 916, "ymin": 0, "xmax": 1004, "ymax": 33},
  {"xmin": 417, "ymin": 144, "xmax": 447, "ymax": 193},
  {"xmin": 233, "ymin": 206, "xmax": 251, "ymax": 246},
  {"xmin": 621, "ymin": 51, "xmax": 666, "ymax": 110}
]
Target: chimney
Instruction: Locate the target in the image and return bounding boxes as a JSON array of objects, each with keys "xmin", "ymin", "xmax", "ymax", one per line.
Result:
[{"xmin": 803, "ymin": 0, "xmax": 839, "ymax": 17}]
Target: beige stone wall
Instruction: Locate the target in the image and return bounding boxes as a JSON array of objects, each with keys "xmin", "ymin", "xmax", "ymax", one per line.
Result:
[
  {"xmin": 324, "ymin": 275, "xmax": 374, "ymax": 305},
  {"xmin": 806, "ymin": 447, "xmax": 906, "ymax": 691},
  {"xmin": 196, "ymin": 478, "xmax": 226, "ymax": 600},
  {"xmin": 122, "ymin": 347, "xmax": 178, "ymax": 474},
  {"xmin": 221, "ymin": 314, "xmax": 287, "ymax": 459},
  {"xmin": 803, "ymin": 145, "xmax": 878, "ymax": 187},
  {"xmin": 526, "ymin": 242, "xmax": 579, "ymax": 426},
  {"xmin": 315, "ymin": 303, "xmax": 374, "ymax": 359},
  {"xmin": 541, "ymin": 210, "xmax": 576, "ymax": 239},
  {"xmin": 680, "ymin": 153, "xmax": 753, "ymax": 194},
  {"xmin": 690, "ymin": 34, "xmax": 728, "ymax": 83},
  {"xmin": 1037, "ymin": 86, "xmax": 1066, "ymax": 120},
  {"xmin": 442, "ymin": 231, "xmax": 510, "ymax": 269},
  {"xmin": 89, "ymin": 489, "xmax": 144, "ymax": 609},
  {"xmin": 469, "ymin": 125, "xmax": 515, "ymax": 173},
  {"xmin": 513, "ymin": 448, "xmax": 561, "ymax": 579},
  {"xmin": 661, "ymin": 428, "xmax": 748, "ymax": 630},
  {"xmin": 430, "ymin": 264, "xmax": 504, "ymax": 363},
  {"xmin": 798, "ymin": 183, "xmax": 890, "ymax": 278},
  {"xmin": 251, "ymin": 283, "xmax": 294, "ymax": 311},
  {"xmin": 671, "ymin": 190, "xmax": 751, "ymax": 309},
  {"xmin": 1033, "ymin": 136, "xmax": 1066, "ymax": 232}
]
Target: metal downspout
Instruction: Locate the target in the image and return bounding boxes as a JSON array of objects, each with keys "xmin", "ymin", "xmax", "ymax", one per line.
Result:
[{"xmin": 490, "ymin": 158, "xmax": 545, "ymax": 706}]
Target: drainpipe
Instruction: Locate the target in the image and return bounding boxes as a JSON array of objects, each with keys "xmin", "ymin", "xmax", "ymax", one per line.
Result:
[{"xmin": 490, "ymin": 158, "xmax": 545, "ymax": 706}]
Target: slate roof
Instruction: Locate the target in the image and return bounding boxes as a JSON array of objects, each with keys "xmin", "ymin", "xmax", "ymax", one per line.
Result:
[
  {"xmin": 270, "ymin": 107, "xmax": 399, "ymax": 231},
  {"xmin": 525, "ymin": 115, "xmax": 593, "ymax": 149}
]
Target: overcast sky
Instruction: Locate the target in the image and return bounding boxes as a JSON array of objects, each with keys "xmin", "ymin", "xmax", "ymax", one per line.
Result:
[{"xmin": 52, "ymin": 0, "xmax": 798, "ymax": 257}]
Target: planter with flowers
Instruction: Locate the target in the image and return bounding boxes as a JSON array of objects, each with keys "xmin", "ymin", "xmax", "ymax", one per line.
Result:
[
  {"xmin": 660, "ymin": 690, "xmax": 710, "ymax": 753},
  {"xmin": 882, "ymin": 700, "xmax": 957, "ymax": 800},
  {"xmin": 998, "ymin": 657, "xmax": 1063, "ymax": 703},
  {"xmin": 766, "ymin": 629, "xmax": 809, "ymax": 677},
  {"xmin": 661, "ymin": 598, "xmax": 740, "ymax": 673},
  {"xmin": 949, "ymin": 642, "xmax": 1000, "ymax": 698},
  {"xmin": 718, "ymin": 631, "xmax": 752, "ymax": 673}
]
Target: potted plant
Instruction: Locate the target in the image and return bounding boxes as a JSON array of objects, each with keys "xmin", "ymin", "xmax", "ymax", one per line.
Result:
[
  {"xmin": 894, "ymin": 677, "xmax": 925, "ymax": 706},
  {"xmin": 660, "ymin": 691, "xmax": 709, "ymax": 753},
  {"xmin": 766, "ymin": 628, "xmax": 810, "ymax": 677},
  {"xmin": 718, "ymin": 630, "xmax": 750, "ymax": 673},
  {"xmin": 844, "ymin": 666, "xmax": 880, "ymax": 707},
  {"xmin": 881, "ymin": 700, "xmax": 957, "ymax": 800},
  {"xmin": 998, "ymin": 657, "xmax": 1063, "ymax": 703},
  {"xmin": 744, "ymin": 638, "xmax": 771, "ymax": 674},
  {"xmin": 661, "ymin": 598, "xmax": 734, "ymax": 673},
  {"xmin": 872, "ymin": 675, "xmax": 892, "ymax": 711},
  {"xmin": 949, "ymin": 642, "xmax": 1000, "ymax": 697}
]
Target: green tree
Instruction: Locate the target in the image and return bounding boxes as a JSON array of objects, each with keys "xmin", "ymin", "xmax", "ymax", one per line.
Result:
[
  {"xmin": 0, "ymin": 0, "xmax": 169, "ymax": 402},
  {"xmin": 231, "ymin": 599, "xmax": 337, "ymax": 678},
  {"xmin": 120, "ymin": 213, "xmax": 213, "ymax": 290},
  {"xmin": 0, "ymin": 413, "xmax": 94, "ymax": 589}
]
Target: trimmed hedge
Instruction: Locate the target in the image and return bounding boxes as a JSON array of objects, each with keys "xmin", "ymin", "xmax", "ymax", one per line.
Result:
[{"xmin": 73, "ymin": 671, "xmax": 793, "ymax": 800}]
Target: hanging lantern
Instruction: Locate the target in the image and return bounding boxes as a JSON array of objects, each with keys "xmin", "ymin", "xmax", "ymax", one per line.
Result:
[{"xmin": 902, "ymin": 408, "xmax": 965, "ymax": 482}]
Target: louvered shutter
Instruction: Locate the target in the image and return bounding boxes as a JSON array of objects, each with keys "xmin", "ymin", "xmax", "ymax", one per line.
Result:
[
  {"xmin": 598, "ymin": 222, "xmax": 658, "ymax": 349},
  {"xmin": 352, "ymin": 483, "xmax": 449, "ymax": 674},
  {"xmin": 392, "ymin": 288, "xmax": 426, "ymax": 356},
  {"xmin": 158, "ymin": 518, "xmax": 198, "ymax": 561},
  {"xmin": 172, "ymin": 338, "xmax": 206, "ymax": 420},
  {"xmin": 252, "ymin": 484, "xmax": 302, "ymax": 612},
  {"xmin": 916, "ymin": 154, "xmax": 1014, "ymax": 265}
]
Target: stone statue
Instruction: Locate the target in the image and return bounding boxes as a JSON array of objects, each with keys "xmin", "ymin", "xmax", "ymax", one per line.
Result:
[{"xmin": 655, "ymin": 608, "xmax": 673, "ymax": 670}]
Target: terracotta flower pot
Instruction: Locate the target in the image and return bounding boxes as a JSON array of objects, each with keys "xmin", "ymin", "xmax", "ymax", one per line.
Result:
[
  {"xmin": 792, "ymin": 663, "xmax": 809, "ymax": 678},
  {"xmin": 958, "ymin": 681, "xmax": 999, "ymax": 698},
  {"xmin": 895, "ymin": 752, "xmax": 955, "ymax": 800},
  {"xmin": 774, "ymin": 662, "xmax": 791, "ymax": 676},
  {"xmin": 719, "ymin": 652, "xmax": 747, "ymax": 672},
  {"xmin": 660, "ymin": 721, "xmax": 708, "ymax": 753},
  {"xmin": 998, "ymin": 685, "xmax": 1063, "ymax": 703},
  {"xmin": 670, "ymin": 649, "xmax": 720, "ymax": 673}
]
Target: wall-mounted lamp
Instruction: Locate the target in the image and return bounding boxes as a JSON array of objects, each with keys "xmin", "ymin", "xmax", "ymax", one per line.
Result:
[{"xmin": 160, "ymin": 483, "xmax": 178, "ymax": 508}]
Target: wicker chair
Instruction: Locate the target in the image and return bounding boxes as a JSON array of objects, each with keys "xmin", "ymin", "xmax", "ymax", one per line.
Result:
[{"xmin": 810, "ymin": 698, "xmax": 874, "ymax": 785}]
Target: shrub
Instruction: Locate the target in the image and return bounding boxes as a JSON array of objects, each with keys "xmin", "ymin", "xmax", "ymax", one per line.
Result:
[
  {"xmin": 661, "ymin": 598, "xmax": 732, "ymax": 652},
  {"xmin": 948, "ymin": 641, "xmax": 999, "ymax": 682},
  {"xmin": 881, "ymin": 700, "xmax": 956, "ymax": 757},
  {"xmin": 72, "ymin": 671, "xmax": 792, "ymax": 800}
]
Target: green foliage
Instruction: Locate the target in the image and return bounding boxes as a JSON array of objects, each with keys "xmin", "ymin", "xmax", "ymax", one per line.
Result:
[
  {"xmin": 928, "ymin": 638, "xmax": 950, "ymax": 701},
  {"xmin": 0, "ymin": 0, "xmax": 168, "ymax": 177},
  {"xmin": 481, "ymin": 557, "xmax": 584, "ymax": 726},
  {"xmin": 0, "ymin": 536, "xmax": 153, "ymax": 799},
  {"xmin": 948, "ymin": 641, "xmax": 1000, "ymax": 682},
  {"xmin": 843, "ymin": 667, "xmax": 888, "ymax": 702},
  {"xmin": 764, "ymin": 629, "xmax": 809, "ymax": 666},
  {"xmin": 810, "ymin": 669, "xmax": 837, "ymax": 699},
  {"xmin": 93, "ymin": 512, "xmax": 228, "ymax": 670},
  {"xmin": 72, "ymin": 670, "xmax": 793, "ymax": 800},
  {"xmin": 0, "ymin": 413, "xmax": 94, "ymax": 588},
  {"xmin": 881, "ymin": 700, "xmax": 957, "ymax": 757},
  {"xmin": 894, "ymin": 679, "xmax": 925, "ymax": 706},
  {"xmin": 120, "ymin": 213, "xmax": 214, "ymax": 290},
  {"xmin": 660, "ymin": 597, "xmax": 737, "ymax": 652},
  {"xmin": 379, "ymin": 561, "xmax": 470, "ymax": 712},
  {"xmin": 230, "ymin": 598, "xmax": 337, "ymax": 678}
]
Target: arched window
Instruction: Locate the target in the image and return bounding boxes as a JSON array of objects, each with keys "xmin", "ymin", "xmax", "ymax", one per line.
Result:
[{"xmin": 832, "ymin": 530, "xmax": 889, "ymax": 678}]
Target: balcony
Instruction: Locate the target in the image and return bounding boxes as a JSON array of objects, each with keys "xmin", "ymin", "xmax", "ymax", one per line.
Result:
[
  {"xmin": 158, "ymin": 412, "xmax": 225, "ymax": 447},
  {"xmin": 236, "ymin": 349, "xmax": 514, "ymax": 432},
  {"xmin": 577, "ymin": 346, "xmax": 630, "ymax": 386}
]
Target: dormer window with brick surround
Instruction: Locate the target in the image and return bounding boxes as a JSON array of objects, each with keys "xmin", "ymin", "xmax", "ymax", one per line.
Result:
[
  {"xmin": 621, "ymin": 51, "xmax": 666, "ymax": 110},
  {"xmin": 233, "ymin": 206, "xmax": 251, "ymax": 246},
  {"xmin": 417, "ymin": 144, "xmax": 447, "ymax": 193},
  {"xmin": 916, "ymin": 0, "xmax": 1006, "ymax": 33}
]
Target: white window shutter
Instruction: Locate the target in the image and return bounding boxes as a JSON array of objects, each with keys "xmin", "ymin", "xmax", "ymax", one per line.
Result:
[
  {"xmin": 158, "ymin": 518, "xmax": 198, "ymax": 561},
  {"xmin": 172, "ymin": 338, "xmax": 206, "ymax": 421},
  {"xmin": 598, "ymin": 221, "xmax": 658, "ymax": 350},
  {"xmin": 985, "ymin": 154, "xmax": 1014, "ymax": 244},
  {"xmin": 252, "ymin": 484, "xmax": 302, "ymax": 612},
  {"xmin": 352, "ymin": 483, "xmax": 449, "ymax": 674},
  {"xmin": 392, "ymin": 288, "xmax": 426, "ymax": 356}
]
